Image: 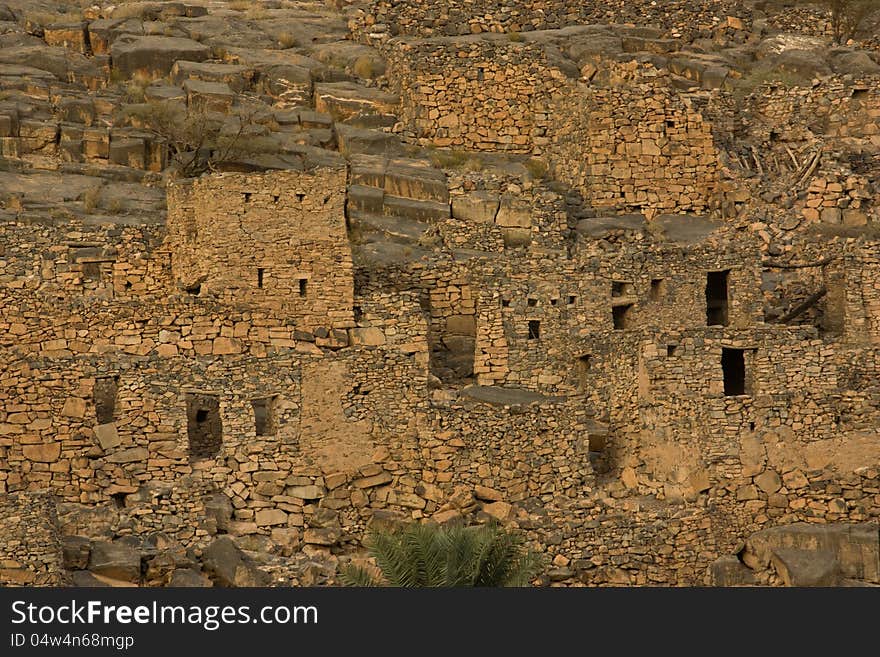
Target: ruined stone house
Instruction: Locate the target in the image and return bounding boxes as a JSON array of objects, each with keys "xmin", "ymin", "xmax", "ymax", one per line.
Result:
[{"xmin": 1, "ymin": 0, "xmax": 879, "ymax": 587}]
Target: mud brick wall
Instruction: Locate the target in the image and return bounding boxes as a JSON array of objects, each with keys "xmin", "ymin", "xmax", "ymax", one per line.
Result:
[
  {"xmin": 386, "ymin": 39, "xmax": 565, "ymax": 153},
  {"xmin": 166, "ymin": 168, "xmax": 355, "ymax": 333},
  {"xmin": 0, "ymin": 492, "xmax": 69, "ymax": 586}
]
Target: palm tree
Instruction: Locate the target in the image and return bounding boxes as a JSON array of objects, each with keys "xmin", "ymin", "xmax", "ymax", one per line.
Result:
[{"xmin": 340, "ymin": 521, "xmax": 542, "ymax": 587}]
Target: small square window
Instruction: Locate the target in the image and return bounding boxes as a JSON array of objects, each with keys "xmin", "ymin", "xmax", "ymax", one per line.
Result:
[{"xmin": 528, "ymin": 320, "xmax": 541, "ymax": 340}]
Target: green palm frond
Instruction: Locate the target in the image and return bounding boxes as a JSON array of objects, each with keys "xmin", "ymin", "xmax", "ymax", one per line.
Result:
[
  {"xmin": 339, "ymin": 564, "xmax": 382, "ymax": 587},
  {"xmin": 342, "ymin": 520, "xmax": 543, "ymax": 587}
]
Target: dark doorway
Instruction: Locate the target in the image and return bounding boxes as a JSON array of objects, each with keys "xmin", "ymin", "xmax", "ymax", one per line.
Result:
[
  {"xmin": 577, "ymin": 355, "xmax": 591, "ymax": 391},
  {"xmin": 186, "ymin": 394, "xmax": 222, "ymax": 460},
  {"xmin": 612, "ymin": 304, "xmax": 633, "ymax": 330},
  {"xmin": 706, "ymin": 270, "xmax": 730, "ymax": 326},
  {"xmin": 722, "ymin": 348, "xmax": 746, "ymax": 396},
  {"xmin": 94, "ymin": 376, "xmax": 119, "ymax": 424}
]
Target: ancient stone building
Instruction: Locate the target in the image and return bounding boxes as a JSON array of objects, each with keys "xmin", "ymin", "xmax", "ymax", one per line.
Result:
[{"xmin": 1, "ymin": 0, "xmax": 879, "ymax": 587}]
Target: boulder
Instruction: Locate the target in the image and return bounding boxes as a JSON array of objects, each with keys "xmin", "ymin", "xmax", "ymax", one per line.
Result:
[
  {"xmin": 110, "ymin": 36, "xmax": 210, "ymax": 79},
  {"xmin": 495, "ymin": 195, "xmax": 531, "ymax": 228},
  {"xmin": 830, "ymin": 51, "xmax": 880, "ymax": 76},
  {"xmin": 170, "ymin": 60, "xmax": 256, "ymax": 93},
  {"xmin": 62, "ymin": 536, "xmax": 91, "ymax": 570},
  {"xmin": 314, "ymin": 81, "xmax": 398, "ymax": 121},
  {"xmin": 183, "ymin": 79, "xmax": 234, "ymax": 112},
  {"xmin": 43, "ymin": 23, "xmax": 90, "ymax": 54},
  {"xmin": 201, "ymin": 536, "xmax": 270, "ymax": 587},
  {"xmin": 335, "ymin": 124, "xmax": 405, "ymax": 157},
  {"xmin": 70, "ymin": 571, "xmax": 111, "ymax": 587},
  {"xmin": 770, "ymin": 548, "xmax": 840, "ymax": 586},
  {"xmin": 742, "ymin": 523, "xmax": 879, "ymax": 583},
  {"xmin": 203, "ymin": 494, "xmax": 233, "ymax": 533},
  {"xmin": 169, "ymin": 568, "xmax": 213, "ymax": 587},
  {"xmin": 708, "ymin": 555, "xmax": 757, "ymax": 586},
  {"xmin": 88, "ymin": 541, "xmax": 141, "ymax": 584},
  {"xmin": 452, "ymin": 191, "xmax": 499, "ymax": 224}
]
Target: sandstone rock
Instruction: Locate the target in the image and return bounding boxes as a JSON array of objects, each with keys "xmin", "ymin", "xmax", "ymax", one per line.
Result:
[
  {"xmin": 349, "ymin": 327, "xmax": 386, "ymax": 346},
  {"xmin": 287, "ymin": 485, "xmax": 323, "ymax": 500},
  {"xmin": 770, "ymin": 548, "xmax": 840, "ymax": 586},
  {"xmin": 336, "ymin": 124, "xmax": 405, "ymax": 157},
  {"xmin": 353, "ymin": 472, "xmax": 392, "ymax": 488},
  {"xmin": 22, "ymin": 442, "xmax": 61, "ymax": 463},
  {"xmin": 62, "ymin": 397, "xmax": 87, "ymax": 418},
  {"xmin": 303, "ymin": 528, "xmax": 340, "ymax": 546},
  {"xmin": 255, "ymin": 509, "xmax": 288, "ymax": 527},
  {"xmin": 452, "ymin": 191, "xmax": 499, "ymax": 223},
  {"xmin": 383, "ymin": 160, "xmax": 448, "ymax": 203},
  {"xmin": 754, "ymin": 470, "xmax": 781, "ymax": 494},
  {"xmin": 203, "ymin": 494, "xmax": 233, "ymax": 533},
  {"xmin": 474, "ymin": 485, "xmax": 503, "ymax": 502},
  {"xmin": 736, "ymin": 484, "xmax": 758, "ymax": 501},
  {"xmin": 482, "ymin": 501, "xmax": 512, "ymax": 521},
  {"xmin": 201, "ymin": 536, "xmax": 270, "ymax": 587},
  {"xmin": 70, "ymin": 571, "xmax": 109, "ymax": 587},
  {"xmin": 742, "ymin": 523, "xmax": 879, "ymax": 582},
  {"xmin": 110, "ymin": 36, "xmax": 210, "ymax": 79},
  {"xmin": 105, "ymin": 447, "xmax": 149, "ymax": 464},
  {"xmin": 782, "ymin": 469, "xmax": 808, "ymax": 489},
  {"xmin": 169, "ymin": 568, "xmax": 213, "ymax": 587},
  {"xmin": 62, "ymin": 536, "xmax": 91, "ymax": 570},
  {"xmin": 390, "ymin": 492, "xmax": 426, "ymax": 509},
  {"xmin": 495, "ymin": 194, "xmax": 531, "ymax": 228},
  {"xmin": 707, "ymin": 555, "xmax": 756, "ymax": 586},
  {"xmin": 689, "ymin": 469, "xmax": 711, "ymax": 494},
  {"xmin": 314, "ymin": 81, "xmax": 399, "ymax": 121},
  {"xmin": 94, "ymin": 423, "xmax": 121, "ymax": 450},
  {"xmin": 830, "ymin": 51, "xmax": 880, "ymax": 76},
  {"xmin": 184, "ymin": 79, "xmax": 235, "ymax": 113},
  {"xmin": 88, "ymin": 541, "xmax": 141, "ymax": 584},
  {"xmin": 171, "ymin": 61, "xmax": 256, "ymax": 93}
]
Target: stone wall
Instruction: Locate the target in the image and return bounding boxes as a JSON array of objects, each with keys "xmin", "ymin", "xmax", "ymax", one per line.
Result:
[
  {"xmin": 0, "ymin": 492, "xmax": 69, "ymax": 586},
  {"xmin": 738, "ymin": 78, "xmax": 880, "ymax": 227},
  {"xmin": 386, "ymin": 39, "xmax": 565, "ymax": 153},
  {"xmin": 387, "ymin": 43, "xmax": 723, "ymax": 213},
  {"xmin": 548, "ymin": 60, "xmax": 723, "ymax": 215},
  {"xmin": 166, "ymin": 168, "xmax": 355, "ymax": 333},
  {"xmin": 3, "ymin": 163, "xmax": 880, "ymax": 586},
  {"xmin": 349, "ymin": 0, "xmax": 753, "ymax": 41}
]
